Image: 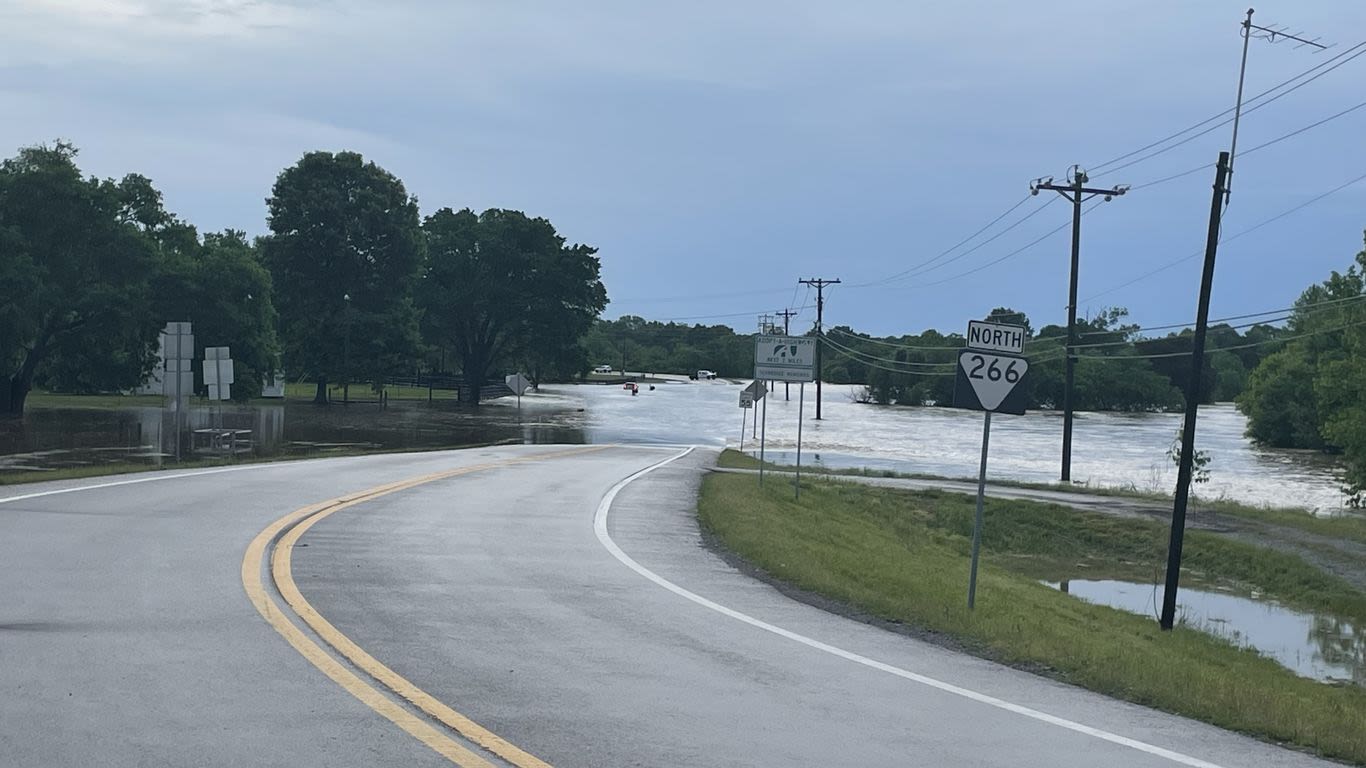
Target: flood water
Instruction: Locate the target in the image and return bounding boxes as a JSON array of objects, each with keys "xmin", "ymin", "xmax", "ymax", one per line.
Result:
[
  {"xmin": 1047, "ymin": 579, "xmax": 1365, "ymax": 685},
  {"xmin": 0, "ymin": 380, "xmax": 1353, "ymax": 511}
]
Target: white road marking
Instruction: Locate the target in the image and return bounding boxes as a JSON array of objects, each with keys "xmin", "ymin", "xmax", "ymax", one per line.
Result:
[
  {"xmin": 0, "ymin": 463, "xmax": 279, "ymax": 505},
  {"xmin": 593, "ymin": 447, "xmax": 1230, "ymax": 768}
]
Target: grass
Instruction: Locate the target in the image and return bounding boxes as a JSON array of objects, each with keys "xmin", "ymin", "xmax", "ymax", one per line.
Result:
[
  {"xmin": 698, "ymin": 472, "xmax": 1366, "ymax": 763},
  {"xmin": 716, "ymin": 449, "xmax": 1366, "ymax": 546},
  {"xmin": 24, "ymin": 391, "xmax": 167, "ymax": 409}
]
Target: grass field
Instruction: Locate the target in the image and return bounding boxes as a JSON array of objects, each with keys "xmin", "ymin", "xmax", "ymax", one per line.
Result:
[
  {"xmin": 698, "ymin": 471, "xmax": 1366, "ymax": 763},
  {"xmin": 716, "ymin": 449, "xmax": 1366, "ymax": 546}
]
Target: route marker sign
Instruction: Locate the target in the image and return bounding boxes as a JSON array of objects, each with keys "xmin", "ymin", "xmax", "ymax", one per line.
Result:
[
  {"xmin": 951, "ymin": 319, "xmax": 1031, "ymax": 610},
  {"xmin": 966, "ymin": 320, "xmax": 1026, "ymax": 354},
  {"xmin": 953, "ymin": 321, "xmax": 1029, "ymax": 416},
  {"xmin": 754, "ymin": 335, "xmax": 815, "ymax": 382}
]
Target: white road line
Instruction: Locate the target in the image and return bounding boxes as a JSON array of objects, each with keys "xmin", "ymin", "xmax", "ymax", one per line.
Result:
[
  {"xmin": 593, "ymin": 447, "xmax": 1229, "ymax": 768},
  {"xmin": 0, "ymin": 463, "xmax": 279, "ymax": 505}
]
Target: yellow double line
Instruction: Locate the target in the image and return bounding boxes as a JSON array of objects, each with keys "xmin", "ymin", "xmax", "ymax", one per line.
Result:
[{"xmin": 241, "ymin": 447, "xmax": 605, "ymax": 767}]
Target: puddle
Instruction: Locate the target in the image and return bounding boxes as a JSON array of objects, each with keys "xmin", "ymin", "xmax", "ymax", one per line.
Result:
[{"xmin": 1047, "ymin": 579, "xmax": 1365, "ymax": 685}]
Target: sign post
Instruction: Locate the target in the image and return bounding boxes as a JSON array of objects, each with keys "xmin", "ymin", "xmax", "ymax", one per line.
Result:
[
  {"xmin": 754, "ymin": 335, "xmax": 815, "ymax": 496},
  {"xmin": 505, "ymin": 373, "xmax": 531, "ymax": 415},
  {"xmin": 952, "ymin": 320, "xmax": 1029, "ymax": 609},
  {"xmin": 795, "ymin": 382, "xmax": 806, "ymax": 499}
]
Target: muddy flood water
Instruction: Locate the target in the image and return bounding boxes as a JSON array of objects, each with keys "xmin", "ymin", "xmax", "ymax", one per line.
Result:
[{"xmin": 0, "ymin": 380, "xmax": 1354, "ymax": 511}]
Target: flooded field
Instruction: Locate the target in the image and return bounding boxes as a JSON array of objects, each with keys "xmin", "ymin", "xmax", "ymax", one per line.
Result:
[
  {"xmin": 1046, "ymin": 579, "xmax": 1365, "ymax": 685},
  {"xmin": 0, "ymin": 380, "xmax": 1353, "ymax": 511}
]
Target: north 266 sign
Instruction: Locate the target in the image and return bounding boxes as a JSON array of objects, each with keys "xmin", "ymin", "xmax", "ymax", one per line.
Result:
[{"xmin": 953, "ymin": 321, "xmax": 1029, "ymax": 415}]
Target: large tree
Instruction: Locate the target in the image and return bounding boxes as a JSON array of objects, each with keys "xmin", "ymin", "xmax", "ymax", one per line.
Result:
[
  {"xmin": 152, "ymin": 230, "xmax": 279, "ymax": 399},
  {"xmin": 263, "ymin": 151, "xmax": 423, "ymax": 403},
  {"xmin": 0, "ymin": 143, "xmax": 164, "ymax": 414},
  {"xmin": 420, "ymin": 208, "xmax": 607, "ymax": 402}
]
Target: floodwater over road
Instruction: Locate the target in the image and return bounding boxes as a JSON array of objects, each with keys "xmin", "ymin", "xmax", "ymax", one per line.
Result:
[
  {"xmin": 0, "ymin": 380, "xmax": 1351, "ymax": 510},
  {"xmin": 1046, "ymin": 579, "xmax": 1366, "ymax": 685}
]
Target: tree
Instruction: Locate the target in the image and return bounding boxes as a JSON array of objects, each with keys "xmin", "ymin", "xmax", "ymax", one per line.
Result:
[
  {"xmin": 420, "ymin": 208, "xmax": 606, "ymax": 403},
  {"xmin": 153, "ymin": 230, "xmax": 279, "ymax": 399},
  {"xmin": 0, "ymin": 143, "xmax": 164, "ymax": 414},
  {"xmin": 263, "ymin": 151, "xmax": 423, "ymax": 403}
]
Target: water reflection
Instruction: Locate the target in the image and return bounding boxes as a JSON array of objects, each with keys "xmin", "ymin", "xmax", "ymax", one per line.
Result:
[{"xmin": 1047, "ymin": 579, "xmax": 1365, "ymax": 685}]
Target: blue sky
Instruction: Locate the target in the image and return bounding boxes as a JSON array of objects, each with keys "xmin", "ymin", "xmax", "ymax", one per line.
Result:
[{"xmin": 3, "ymin": 1, "xmax": 1364, "ymax": 337}]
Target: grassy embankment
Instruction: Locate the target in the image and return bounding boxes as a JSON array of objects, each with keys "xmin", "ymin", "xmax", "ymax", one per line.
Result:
[
  {"xmin": 716, "ymin": 449, "xmax": 1366, "ymax": 546},
  {"xmin": 699, "ymin": 469, "xmax": 1366, "ymax": 763}
]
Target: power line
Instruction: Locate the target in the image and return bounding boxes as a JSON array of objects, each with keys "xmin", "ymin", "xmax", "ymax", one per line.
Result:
[
  {"xmin": 1089, "ymin": 41, "xmax": 1366, "ymax": 178},
  {"xmin": 1083, "ymin": 167, "xmax": 1366, "ymax": 304},
  {"xmin": 1077, "ymin": 317, "xmax": 1366, "ymax": 360}
]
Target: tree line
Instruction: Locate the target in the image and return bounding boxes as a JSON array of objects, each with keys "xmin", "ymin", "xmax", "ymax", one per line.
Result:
[
  {"xmin": 1237, "ymin": 235, "xmax": 1366, "ymax": 499},
  {"xmin": 0, "ymin": 142, "xmax": 606, "ymax": 414}
]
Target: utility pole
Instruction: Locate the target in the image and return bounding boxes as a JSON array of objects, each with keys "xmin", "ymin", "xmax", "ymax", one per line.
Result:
[
  {"xmin": 798, "ymin": 278, "xmax": 840, "ymax": 420},
  {"xmin": 1160, "ymin": 152, "xmax": 1230, "ymax": 631},
  {"xmin": 1030, "ymin": 168, "xmax": 1128, "ymax": 481},
  {"xmin": 776, "ymin": 308, "xmax": 799, "ymax": 401},
  {"xmin": 1227, "ymin": 9, "xmax": 1328, "ymax": 203}
]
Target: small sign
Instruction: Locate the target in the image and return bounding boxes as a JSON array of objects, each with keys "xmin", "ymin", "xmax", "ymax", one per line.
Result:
[
  {"xmin": 505, "ymin": 373, "xmax": 530, "ymax": 397},
  {"xmin": 966, "ymin": 320, "xmax": 1026, "ymax": 355},
  {"xmin": 754, "ymin": 335, "xmax": 816, "ymax": 382},
  {"xmin": 742, "ymin": 380, "xmax": 768, "ymax": 401},
  {"xmin": 739, "ymin": 391, "xmax": 754, "ymax": 409},
  {"xmin": 954, "ymin": 351, "xmax": 1028, "ymax": 414}
]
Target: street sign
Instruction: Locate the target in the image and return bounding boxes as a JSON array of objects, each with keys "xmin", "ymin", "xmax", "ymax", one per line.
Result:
[
  {"xmin": 505, "ymin": 373, "xmax": 530, "ymax": 397},
  {"xmin": 754, "ymin": 335, "xmax": 815, "ymax": 382},
  {"xmin": 966, "ymin": 320, "xmax": 1026, "ymax": 355},
  {"xmin": 742, "ymin": 380, "xmax": 767, "ymax": 401},
  {"xmin": 203, "ymin": 346, "xmax": 234, "ymax": 401},
  {"xmin": 739, "ymin": 391, "xmax": 754, "ymax": 409},
  {"xmin": 954, "ymin": 351, "xmax": 1028, "ymax": 414}
]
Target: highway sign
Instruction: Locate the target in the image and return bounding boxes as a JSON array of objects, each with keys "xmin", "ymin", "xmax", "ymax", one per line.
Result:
[
  {"xmin": 505, "ymin": 373, "xmax": 530, "ymax": 397},
  {"xmin": 953, "ymin": 351, "xmax": 1028, "ymax": 414},
  {"xmin": 739, "ymin": 391, "xmax": 754, "ymax": 409},
  {"xmin": 966, "ymin": 320, "xmax": 1026, "ymax": 355},
  {"xmin": 742, "ymin": 380, "xmax": 768, "ymax": 401},
  {"xmin": 754, "ymin": 335, "xmax": 815, "ymax": 382}
]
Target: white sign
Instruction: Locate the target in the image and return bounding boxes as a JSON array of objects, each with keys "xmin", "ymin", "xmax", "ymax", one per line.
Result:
[
  {"xmin": 966, "ymin": 320, "xmax": 1026, "ymax": 355},
  {"xmin": 203, "ymin": 346, "xmax": 234, "ymax": 401},
  {"xmin": 958, "ymin": 351, "xmax": 1028, "ymax": 411},
  {"xmin": 739, "ymin": 391, "xmax": 754, "ymax": 409},
  {"xmin": 754, "ymin": 335, "xmax": 816, "ymax": 382},
  {"xmin": 505, "ymin": 373, "xmax": 530, "ymax": 397}
]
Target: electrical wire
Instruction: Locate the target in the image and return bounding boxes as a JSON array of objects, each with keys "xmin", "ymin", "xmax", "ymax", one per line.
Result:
[
  {"xmin": 1082, "ymin": 168, "xmax": 1366, "ymax": 304},
  {"xmin": 1090, "ymin": 43, "xmax": 1366, "ymax": 179},
  {"xmin": 1075, "ymin": 317, "xmax": 1366, "ymax": 360}
]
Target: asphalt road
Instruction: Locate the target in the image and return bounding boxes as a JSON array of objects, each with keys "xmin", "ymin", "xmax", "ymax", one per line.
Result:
[{"xmin": 0, "ymin": 445, "xmax": 1341, "ymax": 767}]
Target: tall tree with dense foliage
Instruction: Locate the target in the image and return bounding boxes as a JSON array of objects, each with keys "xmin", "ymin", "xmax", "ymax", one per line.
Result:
[
  {"xmin": 1240, "ymin": 235, "xmax": 1366, "ymax": 500},
  {"xmin": 0, "ymin": 143, "xmax": 165, "ymax": 414},
  {"xmin": 153, "ymin": 230, "xmax": 279, "ymax": 399},
  {"xmin": 263, "ymin": 151, "xmax": 423, "ymax": 403},
  {"xmin": 421, "ymin": 208, "xmax": 607, "ymax": 402}
]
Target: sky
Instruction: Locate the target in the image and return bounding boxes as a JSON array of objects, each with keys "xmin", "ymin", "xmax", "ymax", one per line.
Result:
[{"xmin": 3, "ymin": 0, "xmax": 1365, "ymax": 338}]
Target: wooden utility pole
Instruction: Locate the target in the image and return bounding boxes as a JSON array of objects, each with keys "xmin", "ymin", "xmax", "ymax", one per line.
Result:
[
  {"xmin": 798, "ymin": 278, "xmax": 840, "ymax": 420},
  {"xmin": 1160, "ymin": 152, "xmax": 1230, "ymax": 631},
  {"xmin": 776, "ymin": 308, "xmax": 799, "ymax": 401},
  {"xmin": 1030, "ymin": 168, "xmax": 1128, "ymax": 481}
]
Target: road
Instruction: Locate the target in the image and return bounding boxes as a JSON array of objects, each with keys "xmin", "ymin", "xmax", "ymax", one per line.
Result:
[{"xmin": 0, "ymin": 445, "xmax": 1337, "ymax": 767}]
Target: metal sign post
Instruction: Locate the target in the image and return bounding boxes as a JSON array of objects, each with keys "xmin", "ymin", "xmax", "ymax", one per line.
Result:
[
  {"xmin": 951, "ymin": 319, "xmax": 1030, "ymax": 610},
  {"xmin": 967, "ymin": 411, "xmax": 992, "ymax": 609},
  {"xmin": 759, "ymin": 389, "xmax": 767, "ymax": 486},
  {"xmin": 794, "ymin": 382, "xmax": 806, "ymax": 499}
]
